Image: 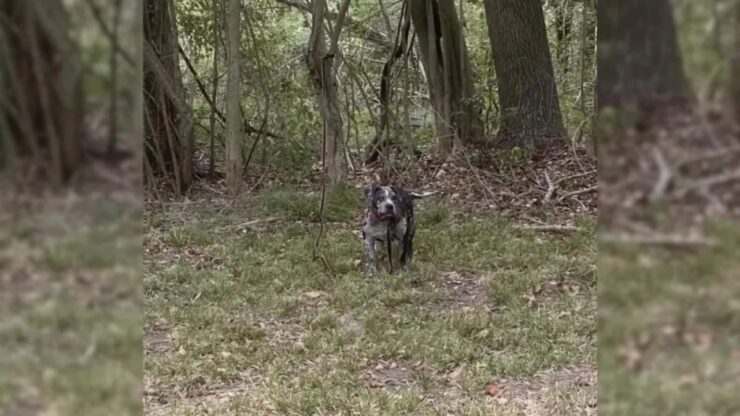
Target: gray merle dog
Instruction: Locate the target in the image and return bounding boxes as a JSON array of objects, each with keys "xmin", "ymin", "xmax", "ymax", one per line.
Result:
[{"xmin": 361, "ymin": 183, "xmax": 416, "ymax": 276}]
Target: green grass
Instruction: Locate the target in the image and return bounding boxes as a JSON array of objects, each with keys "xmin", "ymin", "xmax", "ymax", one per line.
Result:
[
  {"xmin": 260, "ymin": 183, "xmax": 364, "ymax": 222},
  {"xmin": 599, "ymin": 223, "xmax": 740, "ymax": 416},
  {"xmin": 0, "ymin": 193, "xmax": 142, "ymax": 416},
  {"xmin": 144, "ymin": 189, "xmax": 597, "ymax": 415}
]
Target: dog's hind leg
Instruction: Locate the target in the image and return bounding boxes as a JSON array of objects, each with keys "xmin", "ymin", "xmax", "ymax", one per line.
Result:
[
  {"xmin": 386, "ymin": 223, "xmax": 394, "ymax": 273},
  {"xmin": 400, "ymin": 235, "xmax": 412, "ymax": 267}
]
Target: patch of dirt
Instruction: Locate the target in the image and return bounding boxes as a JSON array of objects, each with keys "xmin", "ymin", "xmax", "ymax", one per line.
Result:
[
  {"xmin": 486, "ymin": 364, "xmax": 597, "ymax": 415},
  {"xmin": 256, "ymin": 318, "xmax": 306, "ymax": 349},
  {"xmin": 362, "ymin": 360, "xmax": 420, "ymax": 389},
  {"xmin": 144, "ymin": 328, "xmax": 173, "ymax": 355},
  {"xmin": 438, "ymin": 270, "xmax": 488, "ymax": 308},
  {"xmin": 4, "ymin": 401, "xmax": 43, "ymax": 416},
  {"xmin": 145, "ymin": 368, "xmax": 265, "ymax": 416}
]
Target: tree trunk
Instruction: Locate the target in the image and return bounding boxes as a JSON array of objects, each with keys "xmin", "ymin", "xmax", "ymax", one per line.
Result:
[
  {"xmin": 0, "ymin": 0, "xmax": 84, "ymax": 184},
  {"xmin": 308, "ymin": 0, "xmax": 346, "ymax": 184},
  {"xmin": 483, "ymin": 0, "xmax": 565, "ymax": 148},
  {"xmin": 732, "ymin": 0, "xmax": 740, "ymax": 122},
  {"xmin": 363, "ymin": 3, "xmax": 412, "ymax": 165},
  {"xmin": 225, "ymin": 0, "xmax": 243, "ymax": 192},
  {"xmin": 144, "ymin": 0, "xmax": 193, "ymax": 194},
  {"xmin": 209, "ymin": 0, "xmax": 220, "ymax": 178},
  {"xmin": 554, "ymin": 0, "xmax": 572, "ymax": 77},
  {"xmin": 408, "ymin": 0, "xmax": 482, "ymax": 157},
  {"xmin": 596, "ymin": 0, "xmax": 690, "ymax": 113}
]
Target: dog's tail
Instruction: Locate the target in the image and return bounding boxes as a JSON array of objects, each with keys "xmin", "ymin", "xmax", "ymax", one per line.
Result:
[{"xmin": 409, "ymin": 190, "xmax": 441, "ymax": 200}]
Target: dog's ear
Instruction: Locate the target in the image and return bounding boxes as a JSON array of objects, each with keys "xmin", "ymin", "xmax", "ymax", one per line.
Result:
[{"xmin": 364, "ymin": 183, "xmax": 377, "ymax": 201}]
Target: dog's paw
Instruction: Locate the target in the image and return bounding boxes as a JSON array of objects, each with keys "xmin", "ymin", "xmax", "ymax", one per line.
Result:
[{"xmin": 365, "ymin": 265, "xmax": 377, "ymax": 277}]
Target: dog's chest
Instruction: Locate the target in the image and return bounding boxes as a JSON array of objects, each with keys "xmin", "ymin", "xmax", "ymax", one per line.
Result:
[{"xmin": 363, "ymin": 217, "xmax": 407, "ymax": 241}]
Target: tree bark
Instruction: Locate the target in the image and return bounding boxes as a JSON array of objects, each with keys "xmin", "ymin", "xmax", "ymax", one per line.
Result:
[
  {"xmin": 0, "ymin": 0, "xmax": 84, "ymax": 184},
  {"xmin": 554, "ymin": 0, "xmax": 572, "ymax": 77},
  {"xmin": 307, "ymin": 0, "xmax": 347, "ymax": 184},
  {"xmin": 144, "ymin": 0, "xmax": 193, "ymax": 194},
  {"xmin": 484, "ymin": 0, "xmax": 565, "ymax": 147},
  {"xmin": 596, "ymin": 0, "xmax": 690, "ymax": 113},
  {"xmin": 408, "ymin": 0, "xmax": 482, "ymax": 157},
  {"xmin": 225, "ymin": 0, "xmax": 243, "ymax": 192},
  {"xmin": 732, "ymin": 0, "xmax": 740, "ymax": 121},
  {"xmin": 209, "ymin": 0, "xmax": 220, "ymax": 177}
]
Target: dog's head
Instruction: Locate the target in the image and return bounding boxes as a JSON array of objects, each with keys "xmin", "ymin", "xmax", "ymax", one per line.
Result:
[{"xmin": 364, "ymin": 183, "xmax": 401, "ymax": 221}]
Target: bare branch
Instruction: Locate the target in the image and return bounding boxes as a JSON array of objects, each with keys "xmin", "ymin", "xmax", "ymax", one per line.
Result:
[
  {"xmin": 275, "ymin": 0, "xmax": 390, "ymax": 48},
  {"xmin": 649, "ymin": 148, "xmax": 672, "ymax": 202},
  {"xmin": 516, "ymin": 224, "xmax": 581, "ymax": 234},
  {"xmin": 601, "ymin": 233, "xmax": 717, "ymax": 248}
]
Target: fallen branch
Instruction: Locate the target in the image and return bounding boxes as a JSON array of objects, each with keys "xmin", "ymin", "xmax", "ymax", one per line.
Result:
[
  {"xmin": 676, "ymin": 169, "xmax": 740, "ymax": 197},
  {"xmin": 233, "ymin": 216, "xmax": 279, "ymax": 231},
  {"xmin": 649, "ymin": 148, "xmax": 672, "ymax": 202},
  {"xmin": 557, "ymin": 185, "xmax": 597, "ymax": 202},
  {"xmin": 600, "ymin": 233, "xmax": 717, "ymax": 247},
  {"xmin": 554, "ymin": 169, "xmax": 596, "ymax": 185},
  {"xmin": 676, "ymin": 146, "xmax": 740, "ymax": 168},
  {"xmin": 544, "ymin": 171, "xmax": 556, "ymax": 203},
  {"xmin": 409, "ymin": 190, "xmax": 441, "ymax": 199},
  {"xmin": 515, "ymin": 224, "xmax": 581, "ymax": 234}
]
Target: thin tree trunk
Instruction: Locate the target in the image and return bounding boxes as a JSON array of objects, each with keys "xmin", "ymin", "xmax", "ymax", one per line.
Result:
[
  {"xmin": 225, "ymin": 0, "xmax": 243, "ymax": 192},
  {"xmin": 144, "ymin": 0, "xmax": 193, "ymax": 193},
  {"xmin": 133, "ymin": 0, "xmax": 144, "ymax": 188},
  {"xmin": 484, "ymin": 0, "xmax": 565, "ymax": 148},
  {"xmin": 209, "ymin": 0, "xmax": 219, "ymax": 178},
  {"xmin": 408, "ymin": 0, "xmax": 482, "ymax": 157},
  {"xmin": 0, "ymin": 0, "xmax": 84, "ymax": 183},
  {"xmin": 732, "ymin": 0, "xmax": 740, "ymax": 121},
  {"xmin": 554, "ymin": 0, "xmax": 572, "ymax": 77},
  {"xmin": 308, "ymin": 0, "xmax": 348, "ymax": 184},
  {"xmin": 108, "ymin": 0, "xmax": 122, "ymax": 156},
  {"xmin": 363, "ymin": 3, "xmax": 412, "ymax": 165}
]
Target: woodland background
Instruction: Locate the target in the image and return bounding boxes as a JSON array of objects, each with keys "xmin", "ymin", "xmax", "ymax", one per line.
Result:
[{"xmin": 1, "ymin": 0, "xmax": 739, "ymax": 414}]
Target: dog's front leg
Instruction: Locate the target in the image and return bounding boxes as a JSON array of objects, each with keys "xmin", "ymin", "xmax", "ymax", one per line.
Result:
[{"xmin": 364, "ymin": 238, "xmax": 378, "ymax": 276}]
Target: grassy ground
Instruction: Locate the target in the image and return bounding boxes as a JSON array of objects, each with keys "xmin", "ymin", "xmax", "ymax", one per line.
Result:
[
  {"xmin": 599, "ymin": 223, "xmax": 740, "ymax": 415},
  {"xmin": 0, "ymin": 191, "xmax": 142, "ymax": 415},
  {"xmin": 144, "ymin": 186, "xmax": 597, "ymax": 415}
]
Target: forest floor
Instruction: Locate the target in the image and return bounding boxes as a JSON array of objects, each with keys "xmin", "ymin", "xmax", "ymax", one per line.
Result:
[
  {"xmin": 0, "ymin": 159, "xmax": 142, "ymax": 416},
  {"xmin": 144, "ymin": 147, "xmax": 598, "ymax": 415},
  {"xmin": 598, "ymin": 106, "xmax": 740, "ymax": 415}
]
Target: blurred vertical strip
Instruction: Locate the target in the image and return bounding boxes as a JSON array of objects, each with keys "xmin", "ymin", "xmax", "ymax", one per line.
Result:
[
  {"xmin": 597, "ymin": 0, "xmax": 740, "ymax": 414},
  {"xmin": 1, "ymin": 0, "xmax": 142, "ymax": 414}
]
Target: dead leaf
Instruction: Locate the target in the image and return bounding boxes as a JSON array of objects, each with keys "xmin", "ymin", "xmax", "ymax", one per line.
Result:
[
  {"xmin": 484, "ymin": 383, "xmax": 500, "ymax": 396},
  {"xmin": 448, "ymin": 366, "xmax": 464, "ymax": 382},
  {"xmin": 301, "ymin": 291, "xmax": 327, "ymax": 301}
]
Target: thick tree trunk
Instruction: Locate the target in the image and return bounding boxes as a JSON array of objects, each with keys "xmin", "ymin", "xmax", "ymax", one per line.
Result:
[
  {"xmin": 144, "ymin": 0, "xmax": 193, "ymax": 194},
  {"xmin": 596, "ymin": 0, "xmax": 690, "ymax": 113},
  {"xmin": 0, "ymin": 0, "xmax": 84, "ymax": 183},
  {"xmin": 225, "ymin": 0, "xmax": 243, "ymax": 192},
  {"xmin": 408, "ymin": 0, "xmax": 482, "ymax": 157},
  {"xmin": 308, "ymin": 0, "xmax": 346, "ymax": 184},
  {"xmin": 484, "ymin": 0, "xmax": 565, "ymax": 147}
]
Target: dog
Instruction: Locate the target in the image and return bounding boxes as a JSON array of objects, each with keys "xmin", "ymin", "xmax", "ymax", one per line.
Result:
[{"xmin": 361, "ymin": 183, "xmax": 416, "ymax": 276}]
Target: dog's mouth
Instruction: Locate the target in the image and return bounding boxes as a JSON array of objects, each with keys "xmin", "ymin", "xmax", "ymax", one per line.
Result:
[{"xmin": 374, "ymin": 210, "xmax": 395, "ymax": 221}]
